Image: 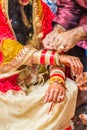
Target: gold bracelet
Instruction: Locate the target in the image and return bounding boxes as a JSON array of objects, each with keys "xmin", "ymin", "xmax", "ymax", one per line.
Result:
[{"xmin": 49, "ymin": 76, "xmax": 65, "ymax": 85}]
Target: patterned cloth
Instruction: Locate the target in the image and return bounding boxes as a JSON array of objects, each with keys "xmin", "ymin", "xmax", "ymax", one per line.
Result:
[{"xmin": 43, "ymin": 0, "xmax": 57, "ymax": 13}]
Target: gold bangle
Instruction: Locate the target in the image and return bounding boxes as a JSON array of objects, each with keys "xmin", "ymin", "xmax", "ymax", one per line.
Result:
[
  {"xmin": 49, "ymin": 76, "xmax": 65, "ymax": 85},
  {"xmin": 45, "ymin": 51, "xmax": 52, "ymax": 65},
  {"xmin": 54, "ymin": 52, "xmax": 60, "ymax": 66}
]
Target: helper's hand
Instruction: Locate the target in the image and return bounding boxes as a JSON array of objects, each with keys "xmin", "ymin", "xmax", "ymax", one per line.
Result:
[
  {"xmin": 44, "ymin": 81, "xmax": 66, "ymax": 104},
  {"xmin": 43, "ymin": 27, "xmax": 85, "ymax": 53},
  {"xmin": 76, "ymin": 72, "xmax": 87, "ymax": 91},
  {"xmin": 51, "ymin": 29, "xmax": 79, "ymax": 53},
  {"xmin": 59, "ymin": 55, "xmax": 83, "ymax": 77},
  {"xmin": 42, "ymin": 29, "xmax": 59, "ymax": 50},
  {"xmin": 42, "ymin": 24, "xmax": 65, "ymax": 50}
]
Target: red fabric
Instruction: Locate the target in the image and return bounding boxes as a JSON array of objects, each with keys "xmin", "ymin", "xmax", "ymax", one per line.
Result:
[
  {"xmin": 0, "ymin": 6, "xmax": 15, "ymax": 42},
  {"xmin": 0, "ymin": 5, "xmax": 20, "ymax": 93},
  {"xmin": 0, "ymin": 1, "xmax": 55, "ymax": 93},
  {"xmin": 41, "ymin": 1, "xmax": 55, "ymax": 38},
  {"xmin": 0, "ymin": 51, "xmax": 3, "ymax": 64},
  {"xmin": 0, "ymin": 75, "xmax": 21, "ymax": 92},
  {"xmin": 65, "ymin": 126, "xmax": 72, "ymax": 130},
  {"xmin": 76, "ymin": 0, "xmax": 87, "ymax": 9},
  {"xmin": 0, "ymin": 5, "xmax": 15, "ymax": 65}
]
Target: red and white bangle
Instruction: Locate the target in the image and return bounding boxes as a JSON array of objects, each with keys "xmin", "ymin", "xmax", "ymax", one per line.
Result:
[
  {"xmin": 49, "ymin": 67, "xmax": 65, "ymax": 85},
  {"xmin": 39, "ymin": 49, "xmax": 60, "ymax": 66},
  {"xmin": 50, "ymin": 68, "xmax": 65, "ymax": 79}
]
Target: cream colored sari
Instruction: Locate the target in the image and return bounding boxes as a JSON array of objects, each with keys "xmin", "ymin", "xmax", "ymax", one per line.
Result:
[{"xmin": 0, "ymin": 78, "xmax": 77, "ymax": 130}]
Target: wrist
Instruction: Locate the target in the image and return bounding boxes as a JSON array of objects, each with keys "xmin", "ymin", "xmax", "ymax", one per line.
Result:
[
  {"xmin": 53, "ymin": 24, "xmax": 66, "ymax": 33},
  {"xmin": 49, "ymin": 67, "xmax": 65, "ymax": 86},
  {"xmin": 70, "ymin": 26, "xmax": 87, "ymax": 42}
]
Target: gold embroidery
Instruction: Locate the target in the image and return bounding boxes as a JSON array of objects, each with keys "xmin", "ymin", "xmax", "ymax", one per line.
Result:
[
  {"xmin": 0, "ymin": 0, "xmax": 1, "ymax": 4},
  {"xmin": 20, "ymin": 5, "xmax": 32, "ymax": 28},
  {"xmin": 32, "ymin": 0, "xmax": 43, "ymax": 49},
  {"xmin": 0, "ymin": 44, "xmax": 36, "ymax": 74},
  {"xmin": 0, "ymin": 39, "xmax": 23, "ymax": 64}
]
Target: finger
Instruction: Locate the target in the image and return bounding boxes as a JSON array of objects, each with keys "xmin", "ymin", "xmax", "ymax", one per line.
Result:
[
  {"xmin": 57, "ymin": 90, "xmax": 64, "ymax": 102},
  {"xmin": 83, "ymin": 86, "xmax": 87, "ymax": 91},
  {"xmin": 68, "ymin": 58, "xmax": 76, "ymax": 76},
  {"xmin": 79, "ymin": 114, "xmax": 87, "ymax": 125},
  {"xmin": 64, "ymin": 45, "xmax": 73, "ymax": 52},
  {"xmin": 72, "ymin": 58, "xmax": 81, "ymax": 76},
  {"xmin": 44, "ymin": 91, "xmax": 49, "ymax": 103},
  {"xmin": 63, "ymin": 90, "xmax": 66, "ymax": 97},
  {"xmin": 44, "ymin": 89, "xmax": 50, "ymax": 103},
  {"xmin": 75, "ymin": 74, "xmax": 83, "ymax": 83},
  {"xmin": 48, "ymin": 88, "xmax": 55, "ymax": 102},
  {"xmin": 64, "ymin": 43, "xmax": 76, "ymax": 52},
  {"xmin": 49, "ymin": 33, "xmax": 60, "ymax": 50},
  {"xmin": 43, "ymin": 32, "xmax": 58, "ymax": 50},
  {"xmin": 76, "ymin": 58, "xmax": 83, "ymax": 76},
  {"xmin": 78, "ymin": 77, "xmax": 87, "ymax": 86},
  {"xmin": 42, "ymin": 39, "xmax": 51, "ymax": 49},
  {"xmin": 53, "ymin": 89, "xmax": 59, "ymax": 103},
  {"xmin": 78, "ymin": 86, "xmax": 84, "ymax": 91},
  {"xmin": 73, "ymin": 58, "xmax": 80, "ymax": 76},
  {"xmin": 70, "ymin": 57, "xmax": 81, "ymax": 76},
  {"xmin": 57, "ymin": 43, "xmax": 66, "ymax": 53}
]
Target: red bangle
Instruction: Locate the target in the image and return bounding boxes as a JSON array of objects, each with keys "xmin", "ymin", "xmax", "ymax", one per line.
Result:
[
  {"xmin": 50, "ymin": 51, "xmax": 56, "ymax": 65},
  {"xmin": 50, "ymin": 73, "xmax": 65, "ymax": 80},
  {"xmin": 40, "ymin": 49, "xmax": 47, "ymax": 65}
]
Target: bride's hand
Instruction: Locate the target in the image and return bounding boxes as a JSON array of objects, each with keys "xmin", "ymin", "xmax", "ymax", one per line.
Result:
[
  {"xmin": 59, "ymin": 55, "xmax": 83, "ymax": 77},
  {"xmin": 44, "ymin": 82, "xmax": 66, "ymax": 104},
  {"xmin": 42, "ymin": 24, "xmax": 65, "ymax": 50}
]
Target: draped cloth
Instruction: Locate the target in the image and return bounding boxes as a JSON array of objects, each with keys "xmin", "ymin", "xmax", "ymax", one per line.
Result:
[{"xmin": 0, "ymin": 78, "xmax": 77, "ymax": 130}]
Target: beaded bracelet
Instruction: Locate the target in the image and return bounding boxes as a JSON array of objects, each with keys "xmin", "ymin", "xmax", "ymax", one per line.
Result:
[{"xmin": 49, "ymin": 67, "xmax": 65, "ymax": 85}]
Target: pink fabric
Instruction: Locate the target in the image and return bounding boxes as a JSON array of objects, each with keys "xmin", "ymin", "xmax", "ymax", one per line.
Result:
[
  {"xmin": 76, "ymin": 0, "xmax": 87, "ymax": 9},
  {"xmin": 77, "ymin": 41, "xmax": 87, "ymax": 49},
  {"xmin": 53, "ymin": 0, "xmax": 87, "ymax": 50},
  {"xmin": 77, "ymin": 16, "xmax": 87, "ymax": 49},
  {"xmin": 53, "ymin": 0, "xmax": 81, "ymax": 29}
]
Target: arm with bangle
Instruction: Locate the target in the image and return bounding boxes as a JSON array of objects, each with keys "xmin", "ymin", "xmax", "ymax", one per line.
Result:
[
  {"xmin": 33, "ymin": 49, "xmax": 66, "ymax": 105},
  {"xmin": 44, "ymin": 65, "xmax": 66, "ymax": 112},
  {"xmin": 0, "ymin": 42, "xmax": 66, "ymax": 105},
  {"xmin": 0, "ymin": 39, "xmax": 83, "ymax": 77}
]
